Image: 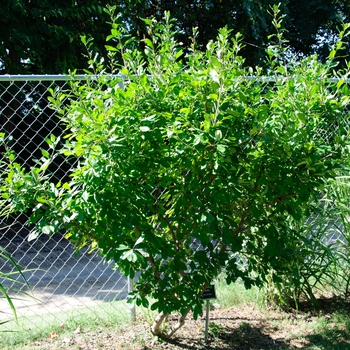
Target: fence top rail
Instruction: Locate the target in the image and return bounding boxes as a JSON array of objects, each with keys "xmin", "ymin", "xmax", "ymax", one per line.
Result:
[
  {"xmin": 0, "ymin": 74, "xmax": 122, "ymax": 82},
  {"xmin": 0, "ymin": 74, "xmax": 348, "ymax": 83}
]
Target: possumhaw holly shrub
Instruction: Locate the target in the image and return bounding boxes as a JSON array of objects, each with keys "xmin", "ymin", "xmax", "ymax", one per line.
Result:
[{"xmin": 1, "ymin": 6, "xmax": 350, "ymax": 337}]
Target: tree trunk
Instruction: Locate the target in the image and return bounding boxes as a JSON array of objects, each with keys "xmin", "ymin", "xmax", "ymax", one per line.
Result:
[
  {"xmin": 151, "ymin": 307, "xmax": 191, "ymax": 338},
  {"xmin": 151, "ymin": 311, "xmax": 168, "ymax": 336},
  {"xmin": 165, "ymin": 307, "xmax": 191, "ymax": 338}
]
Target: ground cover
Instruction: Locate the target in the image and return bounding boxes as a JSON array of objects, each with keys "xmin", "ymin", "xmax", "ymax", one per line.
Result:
[
  {"xmin": 3, "ymin": 281, "xmax": 350, "ymax": 350},
  {"xmin": 9, "ymin": 298, "xmax": 350, "ymax": 350}
]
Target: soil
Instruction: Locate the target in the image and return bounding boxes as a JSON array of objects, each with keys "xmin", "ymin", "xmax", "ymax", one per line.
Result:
[{"xmin": 17, "ymin": 298, "xmax": 350, "ymax": 350}]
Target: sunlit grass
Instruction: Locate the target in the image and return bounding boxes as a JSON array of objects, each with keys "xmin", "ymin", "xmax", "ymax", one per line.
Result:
[
  {"xmin": 1, "ymin": 300, "xmax": 130, "ymax": 349},
  {"xmin": 215, "ymin": 277, "xmax": 261, "ymax": 309}
]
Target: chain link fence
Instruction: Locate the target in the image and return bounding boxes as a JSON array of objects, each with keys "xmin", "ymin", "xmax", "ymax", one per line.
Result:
[{"xmin": 0, "ymin": 75, "xmax": 131, "ymax": 336}]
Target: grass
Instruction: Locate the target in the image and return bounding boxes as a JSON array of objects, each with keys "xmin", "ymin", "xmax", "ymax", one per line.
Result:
[
  {"xmin": 215, "ymin": 276, "xmax": 261, "ymax": 308},
  {"xmin": 267, "ymin": 307, "xmax": 350, "ymax": 349},
  {"xmin": 0, "ymin": 279, "xmax": 258, "ymax": 349},
  {"xmin": 307, "ymin": 309, "xmax": 350, "ymax": 350},
  {"xmin": 213, "ymin": 279, "xmax": 350, "ymax": 350},
  {"xmin": 0, "ymin": 300, "xmax": 130, "ymax": 350}
]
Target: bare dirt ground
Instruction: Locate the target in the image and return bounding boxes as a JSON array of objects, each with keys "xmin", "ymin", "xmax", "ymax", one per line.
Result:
[{"xmin": 17, "ymin": 299, "xmax": 350, "ymax": 350}]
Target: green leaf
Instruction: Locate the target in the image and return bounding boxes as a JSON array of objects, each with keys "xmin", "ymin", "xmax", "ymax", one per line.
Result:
[
  {"xmin": 215, "ymin": 130, "xmax": 222, "ymax": 141},
  {"xmin": 150, "ymin": 302, "xmax": 159, "ymax": 311},
  {"xmin": 42, "ymin": 225, "xmax": 55, "ymax": 235},
  {"xmin": 143, "ymin": 38, "xmax": 154, "ymax": 49},
  {"xmin": 193, "ymin": 134, "xmax": 201, "ymax": 146},
  {"xmin": 82, "ymin": 191, "xmax": 89, "ymax": 201},
  {"xmin": 200, "ymin": 212, "xmax": 215, "ymax": 223},
  {"xmin": 0, "ymin": 283, "xmax": 17, "ymax": 320},
  {"xmin": 116, "ymin": 244, "xmax": 130, "ymax": 251},
  {"xmin": 217, "ymin": 144, "xmax": 226, "ymax": 154},
  {"xmin": 105, "ymin": 45, "xmax": 118, "ymax": 51},
  {"xmin": 209, "ymin": 69, "xmax": 220, "ymax": 83},
  {"xmin": 41, "ymin": 149, "xmax": 50, "ymax": 159},
  {"xmin": 121, "ymin": 250, "xmax": 138, "ymax": 262}
]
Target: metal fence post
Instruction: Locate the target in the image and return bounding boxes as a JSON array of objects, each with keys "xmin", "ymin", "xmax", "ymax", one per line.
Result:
[{"xmin": 128, "ymin": 276, "xmax": 136, "ymax": 322}]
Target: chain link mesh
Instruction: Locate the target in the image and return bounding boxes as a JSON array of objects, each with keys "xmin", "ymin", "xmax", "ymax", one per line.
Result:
[{"xmin": 0, "ymin": 77, "xmax": 130, "ymax": 334}]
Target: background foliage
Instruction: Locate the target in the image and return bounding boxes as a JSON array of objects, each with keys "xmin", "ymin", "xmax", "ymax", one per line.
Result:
[{"xmin": 1, "ymin": 0, "xmax": 350, "ymax": 74}]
